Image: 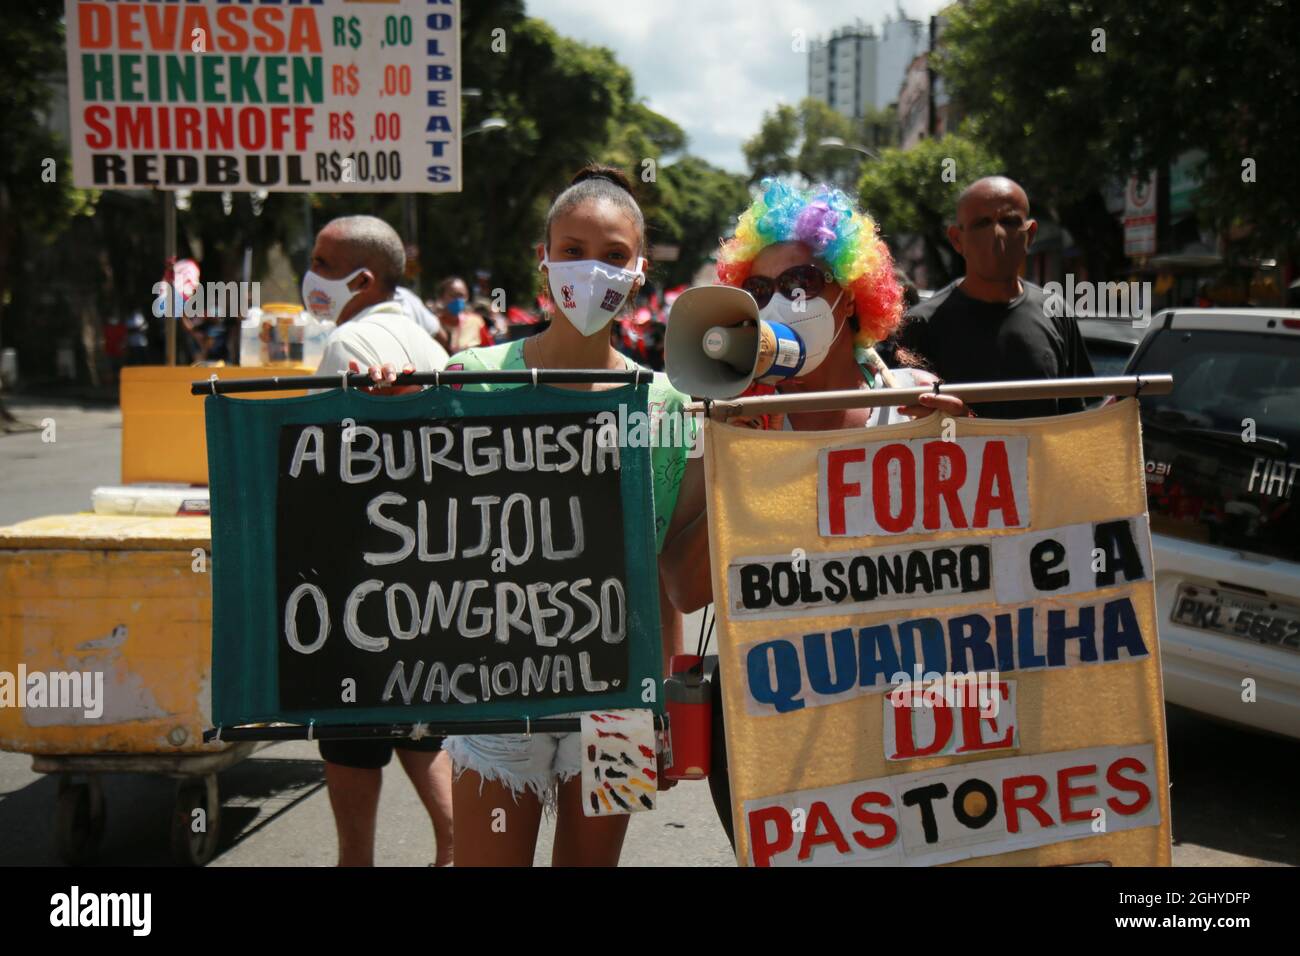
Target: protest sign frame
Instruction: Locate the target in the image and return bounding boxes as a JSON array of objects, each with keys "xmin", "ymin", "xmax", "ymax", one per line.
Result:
[
  {"xmin": 685, "ymin": 374, "xmax": 1173, "ymax": 419},
  {"xmin": 203, "ymin": 373, "xmax": 663, "ymax": 736},
  {"xmin": 701, "ymin": 388, "xmax": 1174, "ymax": 867}
]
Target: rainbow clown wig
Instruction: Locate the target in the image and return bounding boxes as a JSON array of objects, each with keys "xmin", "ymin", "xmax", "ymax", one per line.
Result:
[{"xmin": 717, "ymin": 178, "xmax": 904, "ymax": 347}]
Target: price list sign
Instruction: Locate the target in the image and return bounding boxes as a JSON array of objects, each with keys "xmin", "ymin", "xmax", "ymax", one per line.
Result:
[{"xmin": 64, "ymin": 0, "xmax": 462, "ymax": 192}]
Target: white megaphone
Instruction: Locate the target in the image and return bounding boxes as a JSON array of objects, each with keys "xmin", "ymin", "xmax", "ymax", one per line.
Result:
[{"xmin": 665, "ymin": 285, "xmax": 809, "ymax": 399}]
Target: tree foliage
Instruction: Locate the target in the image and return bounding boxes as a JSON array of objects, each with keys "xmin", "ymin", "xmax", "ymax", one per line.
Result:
[
  {"xmin": 937, "ymin": 0, "xmax": 1300, "ymax": 264},
  {"xmin": 2, "ymin": 0, "xmax": 752, "ymax": 381},
  {"xmin": 319, "ymin": 2, "xmax": 729, "ymax": 305},
  {"xmin": 857, "ymin": 131, "xmax": 1004, "ymax": 287},
  {"xmin": 0, "ymin": 1, "xmax": 93, "ymax": 358},
  {"xmin": 647, "ymin": 157, "xmax": 752, "ymax": 287},
  {"xmin": 743, "ymin": 98, "xmax": 895, "ymax": 190}
]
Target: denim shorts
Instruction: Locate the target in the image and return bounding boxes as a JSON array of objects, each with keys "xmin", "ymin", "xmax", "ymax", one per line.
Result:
[{"xmin": 444, "ymin": 729, "xmax": 582, "ymax": 813}]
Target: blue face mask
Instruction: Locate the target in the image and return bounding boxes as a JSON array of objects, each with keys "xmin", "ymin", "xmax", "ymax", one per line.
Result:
[{"xmin": 447, "ymin": 297, "xmax": 466, "ymax": 317}]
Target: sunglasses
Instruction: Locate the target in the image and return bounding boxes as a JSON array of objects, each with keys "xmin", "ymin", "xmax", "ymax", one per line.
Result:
[{"xmin": 741, "ymin": 264, "xmax": 836, "ymax": 309}]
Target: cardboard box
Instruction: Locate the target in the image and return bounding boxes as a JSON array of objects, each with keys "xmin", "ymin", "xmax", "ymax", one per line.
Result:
[{"xmin": 120, "ymin": 365, "xmax": 311, "ymax": 485}]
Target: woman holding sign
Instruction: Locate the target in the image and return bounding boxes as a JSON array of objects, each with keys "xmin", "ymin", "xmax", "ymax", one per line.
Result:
[
  {"xmin": 663, "ymin": 178, "xmax": 968, "ymax": 608},
  {"xmin": 659, "ymin": 179, "xmax": 968, "ymax": 850},
  {"xmin": 438, "ymin": 165, "xmax": 697, "ymax": 866}
]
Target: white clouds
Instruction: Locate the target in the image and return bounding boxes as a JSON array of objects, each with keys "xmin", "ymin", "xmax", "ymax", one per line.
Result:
[{"xmin": 524, "ymin": 0, "xmax": 953, "ymax": 172}]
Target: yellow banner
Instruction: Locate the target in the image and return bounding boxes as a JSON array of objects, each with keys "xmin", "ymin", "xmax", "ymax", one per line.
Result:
[{"xmin": 703, "ymin": 399, "xmax": 1171, "ymax": 866}]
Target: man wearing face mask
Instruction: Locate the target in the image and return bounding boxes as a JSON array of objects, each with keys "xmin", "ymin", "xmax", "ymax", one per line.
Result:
[
  {"xmin": 307, "ymin": 216, "xmax": 449, "ymax": 379},
  {"xmin": 301, "ymin": 215, "xmax": 454, "ymax": 866},
  {"xmin": 894, "ymin": 176, "xmax": 1093, "ymax": 418}
]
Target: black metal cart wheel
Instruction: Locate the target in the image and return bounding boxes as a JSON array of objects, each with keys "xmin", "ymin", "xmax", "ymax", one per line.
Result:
[
  {"xmin": 169, "ymin": 774, "xmax": 220, "ymax": 866},
  {"xmin": 53, "ymin": 775, "xmax": 106, "ymax": 865}
]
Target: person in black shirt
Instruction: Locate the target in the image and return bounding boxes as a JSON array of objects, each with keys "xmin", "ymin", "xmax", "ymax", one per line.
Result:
[{"xmin": 896, "ymin": 176, "xmax": 1094, "ymax": 418}]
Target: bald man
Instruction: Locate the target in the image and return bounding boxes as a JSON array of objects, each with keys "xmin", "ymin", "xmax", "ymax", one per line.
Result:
[
  {"xmin": 305, "ymin": 215, "xmax": 449, "ymax": 377},
  {"xmin": 300, "ymin": 215, "xmax": 453, "ymax": 866},
  {"xmin": 896, "ymin": 176, "xmax": 1093, "ymax": 418}
]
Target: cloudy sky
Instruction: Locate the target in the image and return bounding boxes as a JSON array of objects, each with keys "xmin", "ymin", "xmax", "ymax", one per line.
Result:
[{"xmin": 525, "ymin": 0, "xmax": 953, "ymax": 174}]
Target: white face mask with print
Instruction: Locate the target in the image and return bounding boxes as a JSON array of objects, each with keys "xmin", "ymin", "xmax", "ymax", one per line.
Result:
[
  {"xmin": 302, "ymin": 267, "xmax": 366, "ymax": 323},
  {"xmin": 541, "ymin": 254, "xmax": 646, "ymax": 336}
]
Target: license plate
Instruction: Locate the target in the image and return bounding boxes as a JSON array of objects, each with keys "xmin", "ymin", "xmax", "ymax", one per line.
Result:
[{"xmin": 1172, "ymin": 585, "xmax": 1300, "ymax": 651}]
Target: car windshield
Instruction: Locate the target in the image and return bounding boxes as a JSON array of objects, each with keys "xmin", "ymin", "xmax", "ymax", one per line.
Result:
[
  {"xmin": 1085, "ymin": 338, "xmax": 1137, "ymax": 377},
  {"xmin": 1130, "ymin": 327, "xmax": 1300, "ymax": 561}
]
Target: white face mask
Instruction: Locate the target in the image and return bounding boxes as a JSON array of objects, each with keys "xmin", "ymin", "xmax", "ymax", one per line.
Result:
[
  {"xmin": 302, "ymin": 267, "xmax": 366, "ymax": 323},
  {"xmin": 758, "ymin": 287, "xmax": 845, "ymax": 377},
  {"xmin": 541, "ymin": 254, "xmax": 646, "ymax": 336}
]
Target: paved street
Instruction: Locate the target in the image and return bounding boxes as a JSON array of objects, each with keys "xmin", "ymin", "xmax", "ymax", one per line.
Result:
[{"xmin": 0, "ymin": 397, "xmax": 1294, "ymax": 867}]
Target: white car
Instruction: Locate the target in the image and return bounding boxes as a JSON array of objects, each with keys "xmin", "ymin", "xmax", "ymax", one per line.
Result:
[{"xmin": 1126, "ymin": 308, "xmax": 1300, "ymax": 739}]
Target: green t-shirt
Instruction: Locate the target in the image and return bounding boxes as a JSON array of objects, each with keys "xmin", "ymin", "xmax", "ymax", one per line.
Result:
[{"xmin": 445, "ymin": 339, "xmax": 694, "ymax": 553}]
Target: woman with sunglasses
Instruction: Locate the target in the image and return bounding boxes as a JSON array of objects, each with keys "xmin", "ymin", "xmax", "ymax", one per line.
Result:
[{"xmin": 660, "ymin": 178, "xmax": 967, "ymax": 850}]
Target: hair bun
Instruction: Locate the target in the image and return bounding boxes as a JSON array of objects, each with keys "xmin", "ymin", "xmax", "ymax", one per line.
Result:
[{"xmin": 570, "ymin": 163, "xmax": 635, "ymax": 195}]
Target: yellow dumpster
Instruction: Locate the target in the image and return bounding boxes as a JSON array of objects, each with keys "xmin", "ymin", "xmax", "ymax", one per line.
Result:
[{"xmin": 0, "ymin": 513, "xmax": 214, "ymax": 754}]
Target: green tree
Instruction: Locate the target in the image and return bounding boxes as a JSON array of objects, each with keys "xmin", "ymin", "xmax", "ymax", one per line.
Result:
[
  {"xmin": 645, "ymin": 157, "xmax": 752, "ymax": 287},
  {"xmin": 4, "ymin": 0, "xmax": 756, "ymax": 387},
  {"xmin": 743, "ymin": 98, "xmax": 884, "ymax": 189},
  {"xmin": 857, "ymin": 132, "xmax": 1004, "ymax": 287},
  {"xmin": 860, "ymin": 105, "xmax": 898, "ymax": 155},
  {"xmin": 0, "ymin": 0, "xmax": 96, "ymax": 407},
  {"xmin": 391, "ymin": 3, "xmax": 731, "ymax": 311},
  {"xmin": 936, "ymin": 0, "xmax": 1300, "ymax": 275},
  {"xmin": 2, "ymin": 2, "xmax": 306, "ymax": 386},
  {"xmin": 413, "ymin": 6, "xmax": 653, "ymax": 307}
]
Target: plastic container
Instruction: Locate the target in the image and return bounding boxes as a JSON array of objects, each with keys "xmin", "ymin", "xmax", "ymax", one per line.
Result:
[
  {"xmin": 663, "ymin": 654, "xmax": 711, "ymax": 779},
  {"xmin": 239, "ymin": 312, "xmax": 264, "ymax": 367},
  {"xmin": 261, "ymin": 302, "xmax": 303, "ymax": 365},
  {"xmin": 241, "ymin": 304, "xmax": 331, "ymax": 368},
  {"xmin": 92, "ymin": 484, "xmax": 210, "ymax": 516}
]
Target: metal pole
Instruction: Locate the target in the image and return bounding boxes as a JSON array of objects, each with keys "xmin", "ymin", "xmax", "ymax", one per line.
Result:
[
  {"xmin": 204, "ymin": 713, "xmax": 668, "ymax": 743},
  {"xmin": 302, "ymin": 192, "xmax": 312, "ymax": 274},
  {"xmin": 162, "ymin": 190, "xmax": 177, "ymax": 366},
  {"xmin": 684, "ymin": 375, "xmax": 1174, "ymax": 420},
  {"xmin": 403, "ymin": 194, "xmax": 417, "ymax": 250},
  {"xmin": 191, "ymin": 367, "xmax": 649, "ymax": 394}
]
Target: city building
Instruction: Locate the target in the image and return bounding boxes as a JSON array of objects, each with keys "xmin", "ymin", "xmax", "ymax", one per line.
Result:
[
  {"xmin": 807, "ymin": 20, "xmax": 877, "ymax": 120},
  {"xmin": 807, "ymin": 7, "xmax": 927, "ymax": 119},
  {"xmin": 875, "ymin": 12, "xmax": 928, "ymax": 114},
  {"xmin": 897, "ymin": 53, "xmax": 930, "ymax": 149},
  {"xmin": 896, "ymin": 10, "xmax": 960, "ymax": 150}
]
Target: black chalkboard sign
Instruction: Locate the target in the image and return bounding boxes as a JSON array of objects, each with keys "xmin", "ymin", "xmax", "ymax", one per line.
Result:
[{"xmin": 273, "ymin": 409, "xmax": 634, "ymax": 713}]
